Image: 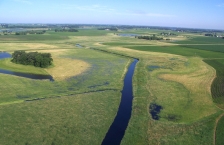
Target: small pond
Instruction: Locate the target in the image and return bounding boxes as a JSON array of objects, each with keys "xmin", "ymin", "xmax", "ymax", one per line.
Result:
[
  {"xmin": 149, "ymin": 103, "xmax": 163, "ymax": 120},
  {"xmin": 0, "ymin": 28, "xmax": 27, "ymax": 33},
  {"xmin": 0, "ymin": 52, "xmax": 54, "ymax": 81},
  {"xmin": 76, "ymin": 44, "xmax": 83, "ymax": 48},
  {"xmin": 0, "ymin": 52, "xmax": 11, "ymax": 59}
]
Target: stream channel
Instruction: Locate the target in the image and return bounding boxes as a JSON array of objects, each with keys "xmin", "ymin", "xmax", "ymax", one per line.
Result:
[
  {"xmin": 0, "ymin": 52, "xmax": 53, "ymax": 81},
  {"xmin": 102, "ymin": 59, "xmax": 138, "ymax": 145}
]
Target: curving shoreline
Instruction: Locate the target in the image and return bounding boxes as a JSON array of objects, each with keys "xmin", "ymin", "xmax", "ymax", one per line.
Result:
[{"xmin": 0, "ymin": 52, "xmax": 54, "ymax": 81}]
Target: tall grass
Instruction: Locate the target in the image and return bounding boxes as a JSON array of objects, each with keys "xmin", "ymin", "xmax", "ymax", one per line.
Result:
[{"xmin": 0, "ymin": 91, "xmax": 120, "ymax": 145}]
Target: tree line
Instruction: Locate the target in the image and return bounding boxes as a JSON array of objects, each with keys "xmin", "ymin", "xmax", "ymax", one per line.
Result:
[
  {"xmin": 15, "ymin": 30, "xmax": 46, "ymax": 35},
  {"xmin": 136, "ymin": 35, "xmax": 164, "ymax": 40},
  {"xmin": 98, "ymin": 28, "xmax": 118, "ymax": 31},
  {"xmin": 54, "ymin": 28, "xmax": 78, "ymax": 32},
  {"xmin": 11, "ymin": 51, "xmax": 53, "ymax": 68}
]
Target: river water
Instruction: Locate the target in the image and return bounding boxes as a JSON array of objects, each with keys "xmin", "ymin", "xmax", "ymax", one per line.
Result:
[{"xmin": 101, "ymin": 59, "xmax": 138, "ymax": 145}]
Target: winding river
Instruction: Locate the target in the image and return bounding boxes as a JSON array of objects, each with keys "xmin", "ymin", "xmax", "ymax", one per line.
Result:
[
  {"xmin": 0, "ymin": 52, "xmax": 53, "ymax": 81},
  {"xmin": 102, "ymin": 59, "xmax": 138, "ymax": 145}
]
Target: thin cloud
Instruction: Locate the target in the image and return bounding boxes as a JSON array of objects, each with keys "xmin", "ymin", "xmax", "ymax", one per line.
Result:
[
  {"xmin": 61, "ymin": 4, "xmax": 116, "ymax": 13},
  {"xmin": 125, "ymin": 10, "xmax": 176, "ymax": 17},
  {"xmin": 60, "ymin": 4, "xmax": 175, "ymax": 17},
  {"xmin": 217, "ymin": 3, "xmax": 224, "ymax": 7},
  {"xmin": 14, "ymin": 0, "xmax": 32, "ymax": 4},
  {"xmin": 146, "ymin": 13, "xmax": 176, "ymax": 17}
]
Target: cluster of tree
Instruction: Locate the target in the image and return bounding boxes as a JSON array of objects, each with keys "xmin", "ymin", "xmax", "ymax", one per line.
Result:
[
  {"xmin": 98, "ymin": 28, "xmax": 118, "ymax": 31},
  {"xmin": 1, "ymin": 30, "xmax": 12, "ymax": 35},
  {"xmin": 0, "ymin": 24, "xmax": 9, "ymax": 28},
  {"xmin": 15, "ymin": 30, "xmax": 46, "ymax": 35},
  {"xmin": 60, "ymin": 25, "xmax": 80, "ymax": 29},
  {"xmin": 54, "ymin": 28, "xmax": 78, "ymax": 32},
  {"xmin": 136, "ymin": 35, "xmax": 163, "ymax": 40},
  {"xmin": 160, "ymin": 32, "xmax": 176, "ymax": 36},
  {"xmin": 15, "ymin": 32, "xmax": 27, "ymax": 35},
  {"xmin": 205, "ymin": 33, "xmax": 224, "ymax": 38},
  {"xmin": 11, "ymin": 51, "xmax": 53, "ymax": 68},
  {"xmin": 7, "ymin": 25, "xmax": 48, "ymax": 28},
  {"xmin": 174, "ymin": 28, "xmax": 223, "ymax": 33},
  {"xmin": 205, "ymin": 33, "xmax": 216, "ymax": 37}
]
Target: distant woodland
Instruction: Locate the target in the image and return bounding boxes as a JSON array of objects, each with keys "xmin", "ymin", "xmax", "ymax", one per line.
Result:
[
  {"xmin": 54, "ymin": 28, "xmax": 78, "ymax": 32},
  {"xmin": 15, "ymin": 30, "xmax": 46, "ymax": 35},
  {"xmin": 136, "ymin": 35, "xmax": 164, "ymax": 40},
  {"xmin": 98, "ymin": 28, "xmax": 118, "ymax": 31}
]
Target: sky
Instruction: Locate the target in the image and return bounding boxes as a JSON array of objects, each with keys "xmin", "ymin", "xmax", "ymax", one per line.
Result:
[{"xmin": 0, "ymin": 0, "xmax": 224, "ymax": 29}]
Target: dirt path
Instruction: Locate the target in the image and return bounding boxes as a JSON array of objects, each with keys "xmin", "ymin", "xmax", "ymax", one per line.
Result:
[{"xmin": 213, "ymin": 113, "xmax": 224, "ymax": 145}]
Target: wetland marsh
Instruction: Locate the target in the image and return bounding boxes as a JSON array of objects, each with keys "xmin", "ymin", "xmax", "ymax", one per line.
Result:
[{"xmin": 0, "ymin": 27, "xmax": 224, "ymax": 145}]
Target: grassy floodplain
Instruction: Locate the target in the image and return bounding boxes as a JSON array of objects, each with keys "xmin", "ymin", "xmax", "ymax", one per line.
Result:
[
  {"xmin": 100, "ymin": 29, "xmax": 224, "ymax": 144},
  {"xmin": 0, "ymin": 29, "xmax": 130, "ymax": 144},
  {"xmin": 0, "ymin": 28, "xmax": 224, "ymax": 144}
]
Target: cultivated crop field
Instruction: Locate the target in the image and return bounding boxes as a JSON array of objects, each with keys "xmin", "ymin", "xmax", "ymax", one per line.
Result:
[{"xmin": 0, "ymin": 28, "xmax": 224, "ymax": 144}]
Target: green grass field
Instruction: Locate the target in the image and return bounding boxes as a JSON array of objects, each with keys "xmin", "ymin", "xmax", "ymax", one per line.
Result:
[
  {"xmin": 181, "ymin": 45, "xmax": 224, "ymax": 53},
  {"xmin": 203, "ymin": 59, "xmax": 224, "ymax": 109},
  {"xmin": 1, "ymin": 28, "xmax": 224, "ymax": 144},
  {"xmin": 172, "ymin": 36, "xmax": 224, "ymax": 44},
  {"xmin": 0, "ymin": 91, "xmax": 120, "ymax": 145},
  {"xmin": 121, "ymin": 45, "xmax": 224, "ymax": 58},
  {"xmin": 216, "ymin": 115, "xmax": 224, "ymax": 145}
]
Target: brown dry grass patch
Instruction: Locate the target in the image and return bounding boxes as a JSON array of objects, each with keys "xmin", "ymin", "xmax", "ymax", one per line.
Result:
[{"xmin": 45, "ymin": 57, "xmax": 90, "ymax": 81}]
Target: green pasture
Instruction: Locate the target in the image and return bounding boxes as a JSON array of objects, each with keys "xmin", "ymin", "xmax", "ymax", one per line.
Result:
[
  {"xmin": 0, "ymin": 58, "xmax": 49, "ymax": 75},
  {"xmin": 0, "ymin": 29, "xmax": 110, "ymax": 42},
  {"xmin": 182, "ymin": 45, "xmax": 224, "ymax": 53},
  {"xmin": 0, "ymin": 33, "xmax": 69, "ymax": 42},
  {"xmin": 216, "ymin": 115, "xmax": 224, "ymax": 145},
  {"xmin": 172, "ymin": 36, "xmax": 224, "ymax": 44},
  {"xmin": 124, "ymin": 45, "xmax": 224, "ymax": 58}
]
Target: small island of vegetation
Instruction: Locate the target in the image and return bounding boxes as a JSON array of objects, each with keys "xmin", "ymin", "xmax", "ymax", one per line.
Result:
[
  {"xmin": 11, "ymin": 50, "xmax": 53, "ymax": 68},
  {"xmin": 136, "ymin": 35, "xmax": 163, "ymax": 40}
]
